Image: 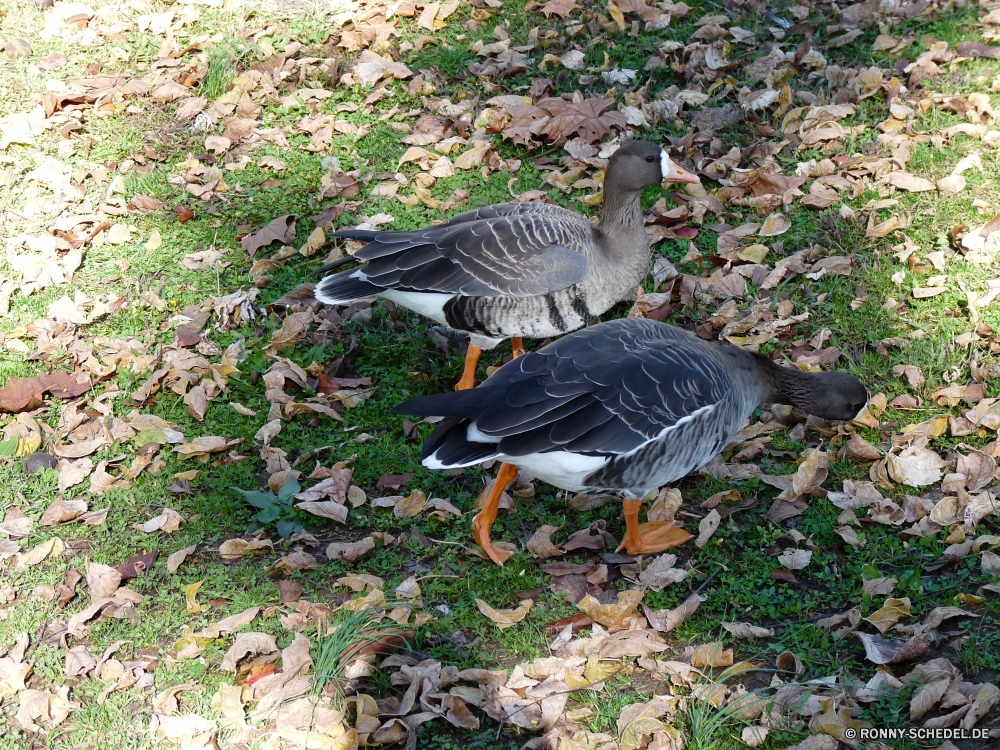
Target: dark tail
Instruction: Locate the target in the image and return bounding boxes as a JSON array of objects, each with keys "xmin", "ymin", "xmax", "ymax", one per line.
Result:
[
  {"xmin": 393, "ymin": 385, "xmax": 509, "ymax": 419},
  {"xmin": 315, "ymin": 270, "xmax": 383, "ymax": 305},
  {"xmin": 419, "ymin": 417, "xmax": 501, "ymax": 467}
]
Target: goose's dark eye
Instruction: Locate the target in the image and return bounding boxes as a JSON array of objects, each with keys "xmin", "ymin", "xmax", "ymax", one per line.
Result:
[{"xmin": 645, "ymin": 156, "xmax": 655, "ymax": 162}]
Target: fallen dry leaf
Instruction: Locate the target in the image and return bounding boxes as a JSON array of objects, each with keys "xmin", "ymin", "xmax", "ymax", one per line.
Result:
[
  {"xmin": 167, "ymin": 545, "xmax": 197, "ymax": 573},
  {"xmin": 577, "ymin": 589, "xmax": 643, "ymax": 628},
  {"xmin": 475, "ymin": 598, "xmax": 532, "ymax": 629},
  {"xmin": 777, "ymin": 548, "xmax": 812, "ymax": 570},
  {"xmin": 326, "ymin": 536, "xmax": 376, "ymax": 562}
]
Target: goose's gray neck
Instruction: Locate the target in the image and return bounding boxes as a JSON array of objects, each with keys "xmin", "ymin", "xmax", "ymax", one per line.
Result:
[
  {"xmin": 597, "ymin": 186, "xmax": 645, "ymax": 235},
  {"xmin": 754, "ymin": 354, "xmax": 822, "ymax": 408}
]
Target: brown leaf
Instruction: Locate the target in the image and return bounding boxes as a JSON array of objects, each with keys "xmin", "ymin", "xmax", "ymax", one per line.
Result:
[
  {"xmin": 86, "ymin": 561, "xmax": 122, "ymax": 599},
  {"xmin": 326, "ymin": 536, "xmax": 376, "ymax": 561},
  {"xmin": 117, "ymin": 552, "xmax": 157, "ymax": 579},
  {"xmin": 956, "ymin": 41, "xmax": 1000, "ymax": 59},
  {"xmin": 910, "ymin": 678, "xmax": 950, "ymax": 721},
  {"xmin": 886, "ymin": 446, "xmax": 946, "ymax": 486},
  {"xmin": 167, "ymin": 545, "xmax": 197, "ymax": 573},
  {"xmin": 635, "ymin": 553, "xmax": 687, "ymax": 591},
  {"xmin": 864, "ymin": 597, "xmax": 912, "ymax": 633},
  {"xmin": 129, "ymin": 194, "xmax": 164, "ymax": 212},
  {"xmin": 539, "ymin": 0, "xmax": 579, "ymax": 16},
  {"xmin": 174, "ymin": 205, "xmax": 196, "ymax": 222},
  {"xmin": 0, "ymin": 508, "xmax": 33, "ymax": 539},
  {"xmin": 221, "ymin": 632, "xmax": 279, "ymax": 672},
  {"xmin": 599, "ymin": 630, "xmax": 670, "ymax": 659},
  {"xmin": 240, "ymin": 215, "xmax": 296, "ymax": 256},
  {"xmin": 769, "ymin": 569, "xmax": 798, "ymax": 583},
  {"xmin": 892, "ymin": 364, "xmax": 925, "ymax": 389},
  {"xmin": 0, "ymin": 372, "xmax": 90, "ymax": 413},
  {"xmin": 527, "ymin": 524, "xmax": 565, "ymax": 558},
  {"xmin": 219, "ymin": 539, "xmax": 272, "ymax": 560},
  {"xmin": 376, "ymin": 473, "xmax": 413, "ymax": 492},
  {"xmin": 695, "ymin": 509, "xmax": 721, "ymax": 548},
  {"xmin": 577, "ymin": 589, "xmax": 643, "ymax": 627},
  {"xmin": 39, "ymin": 498, "xmax": 88, "ymax": 526},
  {"xmin": 503, "ymin": 96, "xmax": 627, "ymax": 145},
  {"xmin": 134, "ymin": 508, "xmax": 184, "ymax": 534},
  {"xmin": 777, "ymin": 548, "xmax": 812, "ymax": 570},
  {"xmin": 856, "ymin": 632, "xmax": 927, "ymax": 664},
  {"xmin": 393, "ymin": 488, "xmax": 426, "ymax": 518},
  {"xmin": 843, "ymin": 433, "xmax": 881, "ymax": 460},
  {"xmin": 183, "ymin": 385, "xmax": 208, "ymax": 422},
  {"xmin": 562, "ymin": 521, "xmax": 613, "ymax": 551},
  {"xmin": 690, "ymin": 642, "xmax": 734, "ymax": 668},
  {"xmin": 722, "ymin": 621, "xmax": 774, "ymax": 638},
  {"xmin": 885, "ymin": 172, "xmax": 936, "ymax": 192},
  {"xmin": 643, "ymin": 593, "xmax": 703, "ymax": 633},
  {"xmin": 15, "ymin": 537, "xmax": 65, "ymax": 570}
]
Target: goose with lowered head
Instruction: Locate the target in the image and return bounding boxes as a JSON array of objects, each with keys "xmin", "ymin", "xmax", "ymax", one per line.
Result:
[{"xmin": 394, "ymin": 318, "xmax": 868, "ymax": 564}]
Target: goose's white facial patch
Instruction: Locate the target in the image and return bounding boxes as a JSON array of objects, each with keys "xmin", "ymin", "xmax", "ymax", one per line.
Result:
[
  {"xmin": 660, "ymin": 150, "xmax": 671, "ymax": 180},
  {"xmin": 854, "ymin": 400, "xmax": 872, "ymax": 421}
]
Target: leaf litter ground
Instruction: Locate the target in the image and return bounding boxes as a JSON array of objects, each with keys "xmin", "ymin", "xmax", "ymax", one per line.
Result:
[{"xmin": 1, "ymin": 0, "xmax": 1000, "ymax": 748}]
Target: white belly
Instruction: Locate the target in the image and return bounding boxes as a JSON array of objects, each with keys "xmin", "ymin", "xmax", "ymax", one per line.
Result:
[{"xmin": 380, "ymin": 288, "xmax": 454, "ymax": 327}]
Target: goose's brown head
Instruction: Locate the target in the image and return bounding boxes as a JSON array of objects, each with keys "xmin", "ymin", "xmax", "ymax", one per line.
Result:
[{"xmin": 607, "ymin": 141, "xmax": 700, "ymax": 190}]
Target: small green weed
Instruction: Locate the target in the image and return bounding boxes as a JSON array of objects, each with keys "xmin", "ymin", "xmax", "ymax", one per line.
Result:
[{"xmin": 232, "ymin": 475, "xmax": 304, "ymax": 538}]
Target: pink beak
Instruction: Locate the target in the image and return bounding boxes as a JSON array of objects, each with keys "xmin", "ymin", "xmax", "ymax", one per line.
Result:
[{"xmin": 663, "ymin": 160, "xmax": 701, "ymax": 184}]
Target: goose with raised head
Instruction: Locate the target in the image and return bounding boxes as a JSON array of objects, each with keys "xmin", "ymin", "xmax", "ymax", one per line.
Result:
[
  {"xmin": 314, "ymin": 140, "xmax": 699, "ymax": 390},
  {"xmin": 394, "ymin": 318, "xmax": 868, "ymax": 564}
]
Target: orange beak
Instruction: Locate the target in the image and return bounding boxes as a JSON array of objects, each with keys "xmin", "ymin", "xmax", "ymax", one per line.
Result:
[{"xmin": 663, "ymin": 160, "xmax": 701, "ymax": 184}]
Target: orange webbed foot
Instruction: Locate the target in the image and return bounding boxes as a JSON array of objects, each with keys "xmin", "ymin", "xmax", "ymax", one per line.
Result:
[{"xmin": 616, "ymin": 521, "xmax": 693, "ymax": 555}]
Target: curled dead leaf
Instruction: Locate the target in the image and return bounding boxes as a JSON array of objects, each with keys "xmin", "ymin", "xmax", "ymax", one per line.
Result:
[{"xmin": 475, "ymin": 598, "xmax": 532, "ymax": 629}]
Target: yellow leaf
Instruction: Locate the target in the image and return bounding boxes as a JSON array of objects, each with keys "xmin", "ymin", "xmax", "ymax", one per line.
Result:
[
  {"xmin": 738, "ymin": 244, "xmax": 769, "ymax": 263},
  {"xmin": 863, "ymin": 597, "xmax": 911, "ymax": 634},
  {"xmin": 608, "ymin": 0, "xmax": 626, "ymax": 31},
  {"xmin": 577, "ymin": 589, "xmax": 643, "ymax": 627},
  {"xmin": 394, "ymin": 489, "xmax": 427, "ymax": 518},
  {"xmin": 584, "ymin": 653, "xmax": 621, "ymax": 683},
  {"xmin": 955, "ymin": 592, "xmax": 984, "ymax": 606},
  {"xmin": 691, "ymin": 642, "xmax": 734, "ymax": 668},
  {"xmin": 185, "ymin": 580, "xmax": 205, "ymax": 614},
  {"xmin": 475, "ymin": 598, "xmax": 532, "ymax": 629}
]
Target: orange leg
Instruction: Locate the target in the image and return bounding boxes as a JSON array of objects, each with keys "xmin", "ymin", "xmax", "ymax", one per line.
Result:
[
  {"xmin": 460, "ymin": 342, "xmax": 520, "ymax": 563},
  {"xmin": 456, "ymin": 343, "xmax": 482, "ymax": 391},
  {"xmin": 616, "ymin": 497, "xmax": 694, "ymax": 555},
  {"xmin": 511, "ymin": 337, "xmax": 525, "ymax": 359},
  {"xmin": 472, "ymin": 462, "xmax": 519, "ymax": 565}
]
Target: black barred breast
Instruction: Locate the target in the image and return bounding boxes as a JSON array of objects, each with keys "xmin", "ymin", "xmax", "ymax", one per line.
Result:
[{"xmin": 443, "ymin": 285, "xmax": 594, "ymax": 340}]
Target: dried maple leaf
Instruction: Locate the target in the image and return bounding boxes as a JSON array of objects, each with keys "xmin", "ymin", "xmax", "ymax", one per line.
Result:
[{"xmin": 503, "ymin": 96, "xmax": 628, "ymax": 145}]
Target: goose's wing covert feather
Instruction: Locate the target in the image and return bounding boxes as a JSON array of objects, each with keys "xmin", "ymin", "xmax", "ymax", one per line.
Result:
[
  {"xmin": 406, "ymin": 319, "xmax": 734, "ymax": 458},
  {"xmin": 334, "ymin": 203, "xmax": 591, "ymax": 298}
]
